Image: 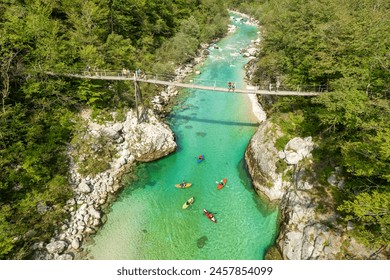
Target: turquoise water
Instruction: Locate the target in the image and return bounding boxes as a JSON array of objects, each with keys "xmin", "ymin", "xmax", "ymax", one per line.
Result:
[{"xmin": 85, "ymin": 18, "xmax": 278, "ymax": 260}]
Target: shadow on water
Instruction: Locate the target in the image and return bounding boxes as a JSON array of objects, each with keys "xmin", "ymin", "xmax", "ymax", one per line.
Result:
[
  {"xmin": 169, "ymin": 113, "xmax": 259, "ymax": 127},
  {"xmin": 237, "ymin": 158, "xmax": 278, "ymax": 215},
  {"xmin": 119, "ymin": 162, "xmax": 162, "ymax": 197}
]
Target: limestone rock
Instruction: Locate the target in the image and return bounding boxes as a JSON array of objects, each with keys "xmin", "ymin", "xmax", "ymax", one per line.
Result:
[
  {"xmin": 283, "ymin": 137, "xmax": 314, "ymax": 165},
  {"xmin": 126, "ymin": 111, "xmax": 177, "ymax": 162},
  {"xmin": 101, "ymin": 126, "xmax": 121, "ymax": 140},
  {"xmin": 246, "ymin": 47, "xmax": 258, "ymax": 56},
  {"xmin": 88, "ymin": 207, "xmax": 101, "ymax": 219},
  {"xmin": 71, "ymin": 238, "xmax": 80, "ymax": 250},
  {"xmin": 245, "ymin": 120, "xmax": 286, "ymax": 201},
  {"xmin": 46, "ymin": 241, "xmax": 67, "ymax": 254},
  {"xmin": 284, "ymin": 151, "xmax": 302, "ymax": 165},
  {"xmin": 78, "ymin": 182, "xmax": 91, "ymax": 194},
  {"xmin": 56, "ymin": 253, "xmax": 73, "ymax": 260},
  {"xmin": 112, "ymin": 123, "xmax": 123, "ymax": 133}
]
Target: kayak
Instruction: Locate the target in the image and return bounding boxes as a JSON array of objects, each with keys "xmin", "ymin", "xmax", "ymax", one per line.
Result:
[
  {"xmin": 203, "ymin": 209, "xmax": 217, "ymax": 223},
  {"xmin": 182, "ymin": 197, "xmax": 195, "ymax": 209},
  {"xmin": 216, "ymin": 178, "xmax": 227, "ymax": 190},
  {"xmin": 175, "ymin": 182, "xmax": 192, "ymax": 189},
  {"xmin": 197, "ymin": 154, "xmax": 205, "ymax": 163}
]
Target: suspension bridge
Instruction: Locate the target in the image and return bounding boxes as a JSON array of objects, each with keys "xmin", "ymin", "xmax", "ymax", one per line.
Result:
[
  {"xmin": 48, "ymin": 69, "xmax": 326, "ymax": 122},
  {"xmin": 50, "ymin": 69, "xmax": 325, "ymax": 97}
]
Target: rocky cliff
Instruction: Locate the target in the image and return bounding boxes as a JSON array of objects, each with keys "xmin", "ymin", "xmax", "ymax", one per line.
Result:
[
  {"xmin": 245, "ymin": 119, "xmax": 385, "ymax": 259},
  {"xmin": 33, "ymin": 109, "xmax": 177, "ymax": 260}
]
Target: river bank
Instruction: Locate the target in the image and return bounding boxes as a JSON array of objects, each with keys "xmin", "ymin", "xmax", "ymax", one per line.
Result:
[
  {"xmin": 245, "ymin": 118, "xmax": 390, "ymax": 259},
  {"xmin": 242, "ymin": 28, "xmax": 388, "ymax": 260}
]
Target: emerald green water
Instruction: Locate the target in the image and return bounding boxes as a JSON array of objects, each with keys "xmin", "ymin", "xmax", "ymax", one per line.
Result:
[{"xmin": 85, "ymin": 18, "xmax": 278, "ymax": 260}]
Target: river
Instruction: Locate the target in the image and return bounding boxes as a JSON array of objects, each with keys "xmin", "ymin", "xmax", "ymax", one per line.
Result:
[{"xmin": 85, "ymin": 14, "xmax": 278, "ymax": 260}]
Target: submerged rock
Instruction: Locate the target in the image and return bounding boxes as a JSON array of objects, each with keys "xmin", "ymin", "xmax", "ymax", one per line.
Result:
[
  {"xmin": 197, "ymin": 236, "xmax": 208, "ymax": 248},
  {"xmin": 196, "ymin": 132, "xmax": 207, "ymax": 137}
]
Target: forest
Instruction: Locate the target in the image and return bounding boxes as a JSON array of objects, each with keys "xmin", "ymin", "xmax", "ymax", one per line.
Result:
[
  {"xmin": 230, "ymin": 0, "xmax": 390, "ymax": 252},
  {"xmin": 0, "ymin": 0, "xmax": 229, "ymax": 259},
  {"xmin": 1, "ymin": 0, "xmax": 389, "ymax": 259}
]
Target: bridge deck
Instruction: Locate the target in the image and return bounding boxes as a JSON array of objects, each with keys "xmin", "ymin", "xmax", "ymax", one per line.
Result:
[{"xmin": 54, "ymin": 73, "xmax": 321, "ymax": 96}]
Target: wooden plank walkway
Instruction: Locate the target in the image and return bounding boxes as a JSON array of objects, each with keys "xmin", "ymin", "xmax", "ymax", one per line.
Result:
[{"xmin": 53, "ymin": 73, "xmax": 321, "ymax": 96}]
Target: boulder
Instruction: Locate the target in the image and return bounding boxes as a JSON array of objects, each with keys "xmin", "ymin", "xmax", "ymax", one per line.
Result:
[
  {"xmin": 78, "ymin": 182, "xmax": 91, "ymax": 194},
  {"xmin": 283, "ymin": 137, "xmax": 314, "ymax": 165},
  {"xmin": 126, "ymin": 111, "xmax": 177, "ymax": 162},
  {"xmin": 112, "ymin": 123, "xmax": 123, "ymax": 133},
  {"xmin": 284, "ymin": 151, "xmax": 302, "ymax": 165},
  {"xmin": 101, "ymin": 126, "xmax": 121, "ymax": 140},
  {"xmin": 46, "ymin": 241, "xmax": 67, "ymax": 254},
  {"xmin": 246, "ymin": 47, "xmax": 258, "ymax": 56},
  {"xmin": 88, "ymin": 207, "xmax": 101, "ymax": 219},
  {"xmin": 71, "ymin": 238, "xmax": 80, "ymax": 250},
  {"xmin": 56, "ymin": 253, "xmax": 73, "ymax": 260}
]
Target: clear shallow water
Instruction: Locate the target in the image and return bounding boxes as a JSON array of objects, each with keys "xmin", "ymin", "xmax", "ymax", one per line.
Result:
[{"xmin": 85, "ymin": 17, "xmax": 278, "ymax": 260}]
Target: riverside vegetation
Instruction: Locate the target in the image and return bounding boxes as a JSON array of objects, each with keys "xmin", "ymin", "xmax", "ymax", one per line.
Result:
[
  {"xmin": 0, "ymin": 0, "xmax": 229, "ymax": 259},
  {"xmin": 1, "ymin": 0, "xmax": 389, "ymax": 259}
]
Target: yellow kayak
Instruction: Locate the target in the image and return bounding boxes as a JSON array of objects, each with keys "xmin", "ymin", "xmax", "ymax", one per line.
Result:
[
  {"xmin": 182, "ymin": 197, "xmax": 195, "ymax": 209},
  {"xmin": 175, "ymin": 182, "xmax": 192, "ymax": 189}
]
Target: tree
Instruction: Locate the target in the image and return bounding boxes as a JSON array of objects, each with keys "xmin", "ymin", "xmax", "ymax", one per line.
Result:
[{"xmin": 338, "ymin": 191, "xmax": 390, "ymax": 247}]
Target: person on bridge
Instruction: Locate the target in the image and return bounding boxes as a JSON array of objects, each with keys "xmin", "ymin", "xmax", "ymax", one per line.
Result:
[
  {"xmin": 136, "ymin": 69, "xmax": 142, "ymax": 79},
  {"xmin": 276, "ymin": 80, "xmax": 280, "ymax": 92},
  {"xmin": 231, "ymin": 82, "xmax": 236, "ymax": 92},
  {"xmin": 228, "ymin": 82, "xmax": 232, "ymax": 91}
]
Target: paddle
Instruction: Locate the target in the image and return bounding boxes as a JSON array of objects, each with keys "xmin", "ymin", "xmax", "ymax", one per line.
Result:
[{"xmin": 215, "ymin": 181, "xmax": 227, "ymax": 185}]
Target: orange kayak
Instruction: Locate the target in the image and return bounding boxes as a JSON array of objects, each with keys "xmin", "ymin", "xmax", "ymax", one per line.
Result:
[{"xmin": 216, "ymin": 178, "xmax": 227, "ymax": 190}]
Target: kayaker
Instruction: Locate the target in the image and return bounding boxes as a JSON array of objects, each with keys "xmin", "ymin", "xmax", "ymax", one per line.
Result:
[
  {"xmin": 220, "ymin": 180, "xmax": 225, "ymax": 186},
  {"xmin": 198, "ymin": 155, "xmax": 204, "ymax": 160},
  {"xmin": 180, "ymin": 181, "xmax": 186, "ymax": 187}
]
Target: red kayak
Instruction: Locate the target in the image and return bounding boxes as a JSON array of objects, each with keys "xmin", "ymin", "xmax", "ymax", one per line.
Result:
[
  {"xmin": 203, "ymin": 209, "xmax": 217, "ymax": 223},
  {"xmin": 216, "ymin": 178, "xmax": 227, "ymax": 190}
]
